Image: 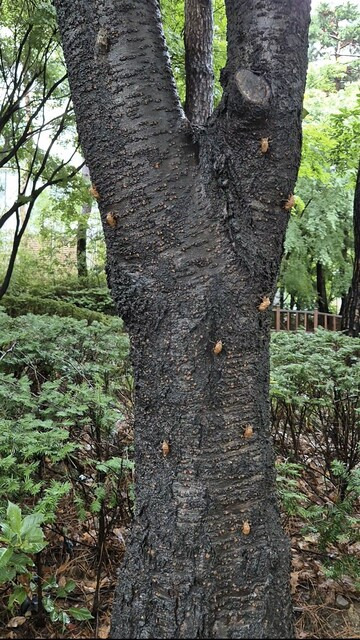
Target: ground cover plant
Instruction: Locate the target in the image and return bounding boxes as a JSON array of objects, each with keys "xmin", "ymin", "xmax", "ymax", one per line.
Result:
[
  {"xmin": 0, "ymin": 310, "xmax": 133, "ymax": 637},
  {"xmin": 271, "ymin": 330, "xmax": 360, "ymax": 637}
]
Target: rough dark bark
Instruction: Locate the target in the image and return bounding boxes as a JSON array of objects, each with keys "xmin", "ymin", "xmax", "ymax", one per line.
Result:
[
  {"xmin": 184, "ymin": 0, "xmax": 213, "ymax": 124},
  {"xmin": 342, "ymin": 161, "xmax": 360, "ymax": 336},
  {"xmin": 316, "ymin": 261, "xmax": 329, "ymax": 313},
  {"xmin": 54, "ymin": 0, "xmax": 311, "ymax": 637}
]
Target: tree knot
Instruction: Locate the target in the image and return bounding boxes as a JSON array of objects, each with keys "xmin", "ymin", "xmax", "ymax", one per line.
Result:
[{"xmin": 232, "ymin": 69, "xmax": 271, "ymax": 117}]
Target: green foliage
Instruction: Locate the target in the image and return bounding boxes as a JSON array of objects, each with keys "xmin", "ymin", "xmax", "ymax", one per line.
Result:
[
  {"xmin": 307, "ymin": 461, "xmax": 360, "ymax": 551},
  {"xmin": 42, "ymin": 584, "xmax": 93, "ymax": 628},
  {"xmin": 280, "ymin": 83, "xmax": 358, "ymax": 308},
  {"xmin": 276, "ymin": 460, "xmax": 360, "ymax": 586},
  {"xmin": 309, "ymin": 1, "xmax": 360, "ymax": 64},
  {"xmin": 1, "ymin": 293, "xmax": 116, "ymax": 325},
  {"xmin": 307, "ymin": 62, "xmax": 359, "ymax": 93},
  {"xmin": 276, "ymin": 462, "xmax": 310, "ymax": 517},
  {"xmin": 330, "ymin": 91, "xmax": 360, "ymax": 179},
  {"xmin": 0, "ymin": 502, "xmax": 46, "ymax": 583},
  {"xmin": 0, "ymin": 311, "xmax": 130, "ymax": 516},
  {"xmin": 0, "ymin": 0, "xmax": 78, "ymax": 208},
  {"xmin": 279, "ymin": 2, "xmax": 360, "ymax": 309},
  {"xmin": 271, "ymin": 329, "xmax": 360, "ymax": 473},
  {"xmin": 271, "ymin": 330, "xmax": 360, "ymax": 588},
  {"xmin": 29, "ymin": 279, "xmax": 116, "ymax": 315},
  {"xmin": 0, "ymin": 308, "xmax": 132, "ymax": 625},
  {"xmin": 0, "ymin": 0, "xmax": 89, "ymax": 300}
]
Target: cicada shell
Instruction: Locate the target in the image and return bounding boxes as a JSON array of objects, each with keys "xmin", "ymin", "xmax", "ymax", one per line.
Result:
[
  {"xmin": 284, "ymin": 194, "xmax": 295, "ymax": 211},
  {"xmin": 106, "ymin": 212, "xmax": 117, "ymax": 228},
  {"xmin": 244, "ymin": 424, "xmax": 253, "ymax": 438},
  {"xmin": 213, "ymin": 340, "xmax": 223, "ymax": 355},
  {"xmin": 89, "ymin": 184, "xmax": 100, "ymax": 200},
  {"xmin": 258, "ymin": 296, "xmax": 271, "ymax": 312},
  {"xmin": 260, "ymin": 137, "xmax": 269, "ymax": 154},
  {"xmin": 242, "ymin": 520, "xmax": 251, "ymax": 535},
  {"xmin": 162, "ymin": 441, "xmax": 170, "ymax": 457}
]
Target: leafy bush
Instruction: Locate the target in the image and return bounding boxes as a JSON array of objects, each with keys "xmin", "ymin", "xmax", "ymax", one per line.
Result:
[
  {"xmin": 272, "ymin": 331, "xmax": 360, "ymax": 587},
  {"xmin": 276, "ymin": 459, "xmax": 360, "ymax": 587},
  {"xmin": 2, "ymin": 257, "xmax": 116, "ymax": 316},
  {"xmin": 41, "ymin": 281, "xmax": 116, "ymax": 315},
  {"xmin": 1, "ymin": 293, "xmax": 116, "ymax": 325},
  {"xmin": 0, "ymin": 310, "xmax": 130, "ymax": 512},
  {"xmin": 0, "ymin": 309, "xmax": 133, "ymax": 624},
  {"xmin": 271, "ymin": 329, "xmax": 360, "ymax": 480},
  {"xmin": 0, "ymin": 502, "xmax": 47, "ymax": 584}
]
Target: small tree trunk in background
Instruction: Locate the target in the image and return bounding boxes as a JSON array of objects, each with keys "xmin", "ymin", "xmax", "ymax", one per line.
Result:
[
  {"xmin": 54, "ymin": 0, "xmax": 311, "ymax": 636},
  {"xmin": 316, "ymin": 261, "xmax": 329, "ymax": 313},
  {"xmin": 76, "ymin": 165, "xmax": 90, "ymax": 279},
  {"xmin": 76, "ymin": 216, "xmax": 88, "ymax": 279},
  {"xmin": 342, "ymin": 162, "xmax": 360, "ymax": 336},
  {"xmin": 184, "ymin": 0, "xmax": 213, "ymax": 124},
  {"xmin": 279, "ymin": 287, "xmax": 285, "ymax": 308}
]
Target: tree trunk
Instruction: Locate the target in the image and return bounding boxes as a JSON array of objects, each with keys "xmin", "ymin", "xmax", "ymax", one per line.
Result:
[
  {"xmin": 342, "ymin": 161, "xmax": 360, "ymax": 336},
  {"xmin": 76, "ymin": 217, "xmax": 88, "ymax": 279},
  {"xmin": 184, "ymin": 0, "xmax": 213, "ymax": 125},
  {"xmin": 54, "ymin": 0, "xmax": 311, "ymax": 637},
  {"xmin": 279, "ymin": 287, "xmax": 285, "ymax": 308},
  {"xmin": 77, "ymin": 165, "xmax": 90, "ymax": 279},
  {"xmin": 316, "ymin": 261, "xmax": 329, "ymax": 313}
]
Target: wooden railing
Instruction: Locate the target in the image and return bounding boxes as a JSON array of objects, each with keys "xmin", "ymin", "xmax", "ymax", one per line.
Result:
[{"xmin": 272, "ymin": 307, "xmax": 342, "ymax": 332}]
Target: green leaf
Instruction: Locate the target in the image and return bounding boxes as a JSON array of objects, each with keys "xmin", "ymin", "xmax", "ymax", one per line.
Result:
[
  {"xmin": 20, "ymin": 513, "xmax": 44, "ymax": 538},
  {"xmin": 0, "ymin": 565, "xmax": 17, "ymax": 582},
  {"xmin": 301, "ymin": 107, "xmax": 309, "ymax": 120},
  {"xmin": 64, "ymin": 579, "xmax": 76, "ymax": 593},
  {"xmin": 68, "ymin": 606, "xmax": 94, "ymax": 621},
  {"xmin": 6, "ymin": 503, "xmax": 22, "ymax": 535},
  {"xmin": 57, "ymin": 579, "xmax": 76, "ymax": 598},
  {"xmin": 8, "ymin": 585, "xmax": 28, "ymax": 608},
  {"xmin": 0, "ymin": 547, "xmax": 13, "ymax": 567},
  {"xmin": 58, "ymin": 610, "xmax": 71, "ymax": 627},
  {"xmin": 43, "ymin": 595, "xmax": 56, "ymax": 614}
]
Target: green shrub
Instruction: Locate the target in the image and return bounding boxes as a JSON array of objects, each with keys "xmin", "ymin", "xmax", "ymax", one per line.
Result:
[
  {"xmin": 276, "ymin": 459, "xmax": 360, "ymax": 587},
  {"xmin": 1, "ymin": 294, "xmax": 117, "ymax": 325},
  {"xmin": 0, "ymin": 309, "xmax": 133, "ymax": 623},
  {"xmin": 270, "ymin": 329, "xmax": 360, "ymax": 478},
  {"xmin": 0, "ymin": 311, "xmax": 131, "ymax": 517},
  {"xmin": 271, "ymin": 331, "xmax": 360, "ymax": 587}
]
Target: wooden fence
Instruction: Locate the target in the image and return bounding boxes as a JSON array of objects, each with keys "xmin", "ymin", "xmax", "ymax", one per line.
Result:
[{"xmin": 272, "ymin": 307, "xmax": 342, "ymax": 332}]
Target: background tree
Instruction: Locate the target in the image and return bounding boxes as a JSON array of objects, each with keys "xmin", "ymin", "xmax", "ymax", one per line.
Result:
[
  {"xmin": 54, "ymin": 0, "xmax": 311, "ymax": 637},
  {"xmin": 329, "ymin": 93, "xmax": 360, "ymax": 334},
  {"xmin": 278, "ymin": 1, "xmax": 360, "ymax": 311},
  {"xmin": 342, "ymin": 161, "xmax": 360, "ymax": 334},
  {"xmin": 309, "ymin": 0, "xmax": 360, "ymax": 87},
  {"xmin": 0, "ymin": 0, "xmax": 83, "ymax": 299}
]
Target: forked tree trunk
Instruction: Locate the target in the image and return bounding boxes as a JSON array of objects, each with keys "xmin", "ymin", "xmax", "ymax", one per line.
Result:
[
  {"xmin": 54, "ymin": 0, "xmax": 311, "ymax": 637},
  {"xmin": 342, "ymin": 162, "xmax": 360, "ymax": 336}
]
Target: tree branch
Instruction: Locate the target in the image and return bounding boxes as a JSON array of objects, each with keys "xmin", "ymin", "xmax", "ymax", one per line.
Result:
[
  {"xmin": 184, "ymin": 0, "xmax": 214, "ymax": 125},
  {"xmin": 222, "ymin": 0, "xmax": 310, "ymax": 120},
  {"xmin": 0, "ymin": 73, "xmax": 68, "ymax": 169},
  {"xmin": 0, "ymin": 158, "xmax": 83, "ymax": 300},
  {"xmin": 54, "ymin": 0, "xmax": 195, "ymax": 208}
]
